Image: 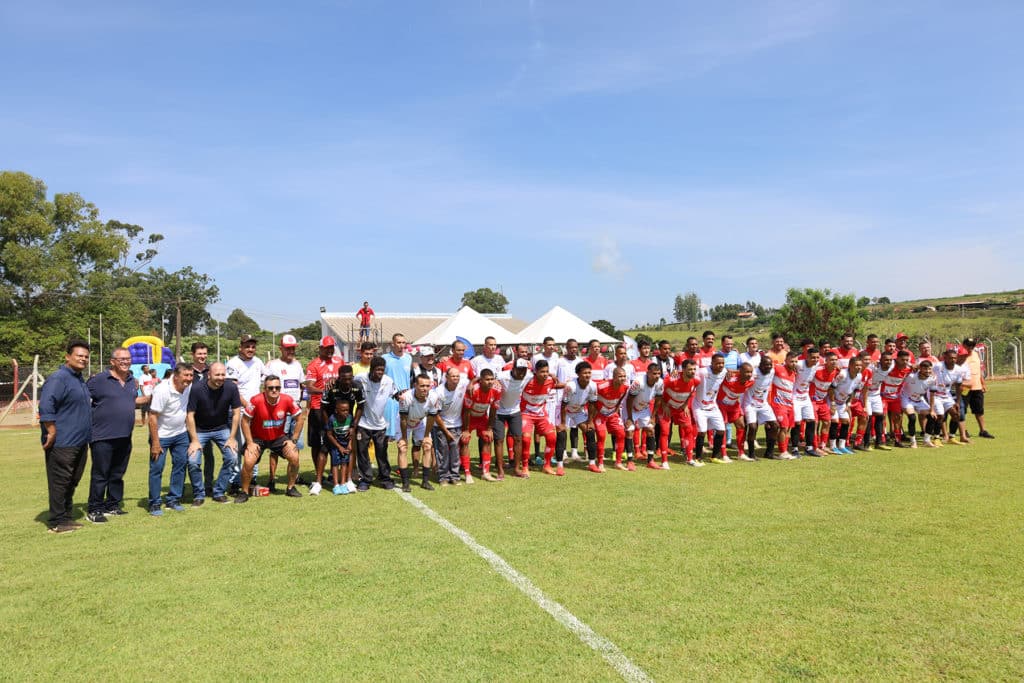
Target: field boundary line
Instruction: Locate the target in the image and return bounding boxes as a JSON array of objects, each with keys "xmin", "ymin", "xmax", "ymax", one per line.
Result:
[{"xmin": 396, "ymin": 490, "xmax": 653, "ymax": 683}]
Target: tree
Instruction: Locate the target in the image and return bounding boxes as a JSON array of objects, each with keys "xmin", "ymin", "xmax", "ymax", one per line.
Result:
[
  {"xmin": 744, "ymin": 300, "xmax": 768, "ymax": 318},
  {"xmin": 138, "ymin": 266, "xmax": 220, "ymax": 336},
  {"xmin": 876, "ymin": 296, "xmax": 891, "ymax": 304},
  {"xmin": 673, "ymin": 291, "xmax": 701, "ymax": 324},
  {"xmin": 773, "ymin": 288, "xmax": 865, "ymax": 344},
  {"xmin": 460, "ymin": 288, "xmax": 508, "ymax": 313},
  {"xmin": 287, "ymin": 321, "xmax": 322, "ymax": 340},
  {"xmin": 708, "ymin": 302, "xmax": 744, "ymax": 321},
  {"xmin": 222, "ymin": 308, "xmax": 262, "ymax": 341},
  {"xmin": 590, "ymin": 319, "xmax": 620, "ymax": 339},
  {"xmin": 856, "ymin": 296, "xmax": 871, "ymax": 308}
]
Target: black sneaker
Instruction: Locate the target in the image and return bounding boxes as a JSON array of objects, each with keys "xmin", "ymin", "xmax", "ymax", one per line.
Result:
[
  {"xmin": 382, "ymin": 480, "xmax": 396, "ymax": 490},
  {"xmin": 212, "ymin": 495, "xmax": 230, "ymax": 504},
  {"xmin": 233, "ymin": 492, "xmax": 250, "ymax": 504},
  {"xmin": 105, "ymin": 508, "xmax": 127, "ymax": 517},
  {"xmin": 285, "ymin": 486, "xmax": 302, "ymax": 498},
  {"xmin": 402, "ymin": 482, "xmax": 412, "ymax": 493},
  {"xmin": 420, "ymin": 480, "xmax": 435, "ymax": 491},
  {"xmin": 295, "ymin": 476, "xmax": 309, "ymax": 487},
  {"xmin": 86, "ymin": 511, "xmax": 108, "ymax": 524},
  {"xmin": 267, "ymin": 481, "xmax": 277, "ymax": 494},
  {"xmin": 192, "ymin": 498, "xmax": 205, "ymax": 507},
  {"xmin": 205, "ymin": 486, "xmax": 214, "ymax": 497},
  {"xmin": 356, "ymin": 482, "xmax": 370, "ymax": 492},
  {"xmin": 48, "ymin": 523, "xmax": 78, "ymax": 534},
  {"xmin": 979, "ymin": 431, "xmax": 995, "ymax": 439}
]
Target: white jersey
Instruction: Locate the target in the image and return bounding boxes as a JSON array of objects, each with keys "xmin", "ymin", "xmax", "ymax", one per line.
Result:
[
  {"xmin": 558, "ymin": 356, "xmax": 584, "ymax": 381},
  {"xmin": 562, "ymin": 378, "xmax": 597, "ymax": 418},
  {"xmin": 628, "ymin": 378, "xmax": 663, "ymax": 412},
  {"xmin": 434, "ymin": 378, "xmax": 470, "ymax": 429},
  {"xmin": 932, "ymin": 363, "xmax": 968, "ymax": 399},
  {"xmin": 831, "ymin": 369, "xmax": 865, "ymax": 405},
  {"xmin": 226, "ymin": 355, "xmax": 265, "ymax": 402},
  {"xmin": 603, "ymin": 363, "xmax": 636, "ymax": 384},
  {"xmin": 743, "ymin": 366, "xmax": 774, "ymax": 409},
  {"xmin": 793, "ymin": 360, "xmax": 817, "ymax": 401},
  {"xmin": 264, "ymin": 358, "xmax": 304, "ymax": 403},
  {"xmin": 399, "ymin": 390, "xmax": 440, "ymax": 429},
  {"xmin": 694, "ymin": 367, "xmax": 728, "ymax": 410},
  {"xmin": 901, "ymin": 373, "xmax": 936, "ymax": 403},
  {"xmin": 738, "ymin": 351, "xmax": 763, "ymax": 369},
  {"xmin": 471, "ymin": 354, "xmax": 505, "ymax": 378},
  {"xmin": 532, "ymin": 352, "xmax": 560, "ymax": 371},
  {"xmin": 865, "ymin": 364, "xmax": 892, "ymax": 397},
  {"xmin": 354, "ymin": 373, "xmax": 396, "ymax": 430},
  {"xmin": 495, "ymin": 370, "xmax": 533, "ymax": 416}
]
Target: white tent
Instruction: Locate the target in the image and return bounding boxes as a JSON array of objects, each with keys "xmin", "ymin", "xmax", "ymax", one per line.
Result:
[
  {"xmin": 517, "ymin": 305, "xmax": 619, "ymax": 344},
  {"xmin": 413, "ymin": 306, "xmax": 523, "ymax": 346}
]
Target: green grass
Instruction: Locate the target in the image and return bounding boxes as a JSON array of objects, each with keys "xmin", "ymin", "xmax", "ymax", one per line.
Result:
[{"xmin": 3, "ymin": 384, "xmax": 1023, "ymax": 680}]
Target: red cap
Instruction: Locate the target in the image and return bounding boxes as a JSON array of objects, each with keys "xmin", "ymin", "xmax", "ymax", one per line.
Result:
[
  {"xmin": 896, "ymin": 332, "xmax": 909, "ymax": 340},
  {"xmin": 320, "ymin": 335, "xmax": 336, "ymax": 347},
  {"xmin": 956, "ymin": 345, "xmax": 970, "ymax": 356}
]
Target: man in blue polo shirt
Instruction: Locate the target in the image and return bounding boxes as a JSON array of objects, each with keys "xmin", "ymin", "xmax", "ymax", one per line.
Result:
[
  {"xmin": 86, "ymin": 347, "xmax": 150, "ymax": 523},
  {"xmin": 39, "ymin": 340, "xmax": 93, "ymax": 534}
]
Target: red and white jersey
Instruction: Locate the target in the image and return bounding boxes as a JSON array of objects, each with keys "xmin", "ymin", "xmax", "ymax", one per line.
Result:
[
  {"xmin": 810, "ymin": 368, "xmax": 839, "ymax": 403},
  {"xmin": 932, "ymin": 363, "xmax": 968, "ymax": 399},
  {"xmin": 880, "ymin": 366, "xmax": 912, "ymax": 400},
  {"xmin": 661, "ymin": 376, "xmax": 699, "ymax": 412},
  {"xmin": 628, "ymin": 378, "xmax": 663, "ymax": 412},
  {"xmin": 435, "ymin": 378, "xmax": 470, "ymax": 428},
  {"xmin": 864, "ymin": 365, "xmax": 888, "ymax": 397},
  {"xmin": 398, "ymin": 390, "xmax": 440, "ymax": 429},
  {"xmin": 585, "ymin": 355, "xmax": 608, "ymax": 374},
  {"xmin": 793, "ymin": 360, "xmax": 817, "ymax": 400},
  {"xmin": 694, "ymin": 366, "xmax": 728, "ymax": 410},
  {"xmin": 438, "ymin": 357, "xmax": 476, "ymax": 381},
  {"xmin": 696, "ymin": 348, "xmax": 716, "ymax": 369},
  {"xmin": 562, "ymin": 378, "xmax": 598, "ymax": 416},
  {"xmin": 520, "ymin": 377, "xmax": 556, "ymax": 417},
  {"xmin": 594, "ymin": 380, "xmax": 628, "ymax": 417},
  {"xmin": 244, "ymin": 394, "xmax": 301, "ymax": 442},
  {"xmin": 770, "ymin": 363, "xmax": 796, "ymax": 408},
  {"xmin": 603, "ymin": 362, "xmax": 636, "ymax": 384},
  {"xmin": 901, "ymin": 372, "xmax": 935, "ymax": 403},
  {"xmin": 304, "ymin": 356, "xmax": 345, "ymax": 410},
  {"xmin": 743, "ymin": 366, "xmax": 774, "ymax": 408},
  {"xmin": 834, "ymin": 347, "xmax": 859, "ymax": 369},
  {"xmin": 831, "ymin": 369, "xmax": 865, "ymax": 405},
  {"xmin": 718, "ymin": 377, "xmax": 753, "ymax": 407},
  {"xmin": 916, "ymin": 354, "xmax": 940, "ymax": 368},
  {"xmin": 495, "ymin": 370, "xmax": 532, "ymax": 416},
  {"xmin": 471, "ymin": 354, "xmax": 506, "ymax": 378},
  {"xmin": 463, "ymin": 383, "xmax": 501, "ymax": 420},
  {"xmin": 631, "ymin": 358, "xmax": 652, "ymax": 374}
]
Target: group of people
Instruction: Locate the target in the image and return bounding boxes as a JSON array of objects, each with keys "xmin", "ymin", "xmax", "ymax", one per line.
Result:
[{"xmin": 38, "ymin": 328, "xmax": 993, "ymax": 534}]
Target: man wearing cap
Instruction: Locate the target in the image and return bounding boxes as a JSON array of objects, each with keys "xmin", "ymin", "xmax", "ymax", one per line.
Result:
[
  {"xmin": 411, "ymin": 346, "xmax": 442, "ymax": 388},
  {"xmin": 959, "ymin": 338, "xmax": 993, "ymax": 438},
  {"xmin": 264, "ymin": 334, "xmax": 307, "ymax": 491},
  {"xmin": 895, "ymin": 333, "xmax": 916, "ymax": 365},
  {"xmin": 302, "ymin": 336, "xmax": 345, "ymax": 494},
  {"xmin": 356, "ymin": 301, "xmax": 375, "ymax": 341}
]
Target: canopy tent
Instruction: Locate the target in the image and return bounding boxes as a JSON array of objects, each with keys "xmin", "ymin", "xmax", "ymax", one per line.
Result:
[
  {"xmin": 412, "ymin": 306, "xmax": 523, "ymax": 346},
  {"xmin": 517, "ymin": 305, "xmax": 619, "ymax": 344}
]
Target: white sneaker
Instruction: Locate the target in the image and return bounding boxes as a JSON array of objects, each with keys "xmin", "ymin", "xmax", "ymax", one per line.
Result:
[
  {"xmin": 687, "ymin": 459, "xmax": 704, "ymax": 468},
  {"xmin": 910, "ymin": 437, "xmax": 918, "ymax": 449},
  {"xmin": 570, "ymin": 449, "xmax": 581, "ymax": 461},
  {"xmin": 346, "ymin": 480, "xmax": 357, "ymax": 493},
  {"xmin": 720, "ymin": 455, "xmax": 733, "ymax": 463},
  {"xmin": 781, "ymin": 453, "xmax": 796, "ymax": 460},
  {"xmin": 738, "ymin": 454, "xmax": 754, "ymax": 462},
  {"xmin": 309, "ymin": 481, "xmax": 322, "ymax": 496},
  {"xmin": 660, "ymin": 462, "xmax": 671, "ymax": 470}
]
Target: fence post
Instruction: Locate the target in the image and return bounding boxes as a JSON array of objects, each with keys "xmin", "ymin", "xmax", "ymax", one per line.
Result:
[{"xmin": 982, "ymin": 337, "xmax": 995, "ymax": 377}]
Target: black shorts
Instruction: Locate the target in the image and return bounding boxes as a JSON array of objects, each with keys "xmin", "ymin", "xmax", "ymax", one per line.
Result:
[
  {"xmin": 965, "ymin": 390, "xmax": 985, "ymax": 416},
  {"xmin": 307, "ymin": 409, "xmax": 325, "ymax": 450},
  {"xmin": 492, "ymin": 413, "xmax": 523, "ymax": 441},
  {"xmin": 253, "ymin": 437, "xmax": 289, "ymax": 462}
]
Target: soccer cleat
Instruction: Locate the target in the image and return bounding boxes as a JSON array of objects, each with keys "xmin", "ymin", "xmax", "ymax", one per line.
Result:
[
  {"xmin": 332, "ymin": 484, "xmax": 348, "ymax": 495},
  {"xmin": 267, "ymin": 481, "xmax": 277, "ymax": 494},
  {"xmin": 542, "ymin": 465, "xmax": 556, "ymax": 476},
  {"xmin": 556, "ymin": 465, "xmax": 565, "ymax": 476},
  {"xmin": 979, "ymin": 431, "xmax": 995, "ymax": 439},
  {"xmin": 626, "ymin": 461, "xmax": 636, "ymax": 471},
  {"xmin": 309, "ymin": 481, "xmax": 322, "ymax": 496},
  {"xmin": 464, "ymin": 474, "xmax": 475, "ymax": 484},
  {"xmin": 738, "ymin": 454, "xmax": 754, "ymax": 462},
  {"xmin": 285, "ymin": 486, "xmax": 303, "ymax": 497},
  {"xmin": 86, "ymin": 511, "xmax": 108, "ymax": 524},
  {"xmin": 720, "ymin": 455, "xmax": 733, "ymax": 463},
  {"xmin": 588, "ymin": 463, "xmax": 602, "ymax": 473},
  {"xmin": 875, "ymin": 444, "xmax": 892, "ymax": 451},
  {"xmin": 402, "ymin": 481, "xmax": 412, "ymax": 493},
  {"xmin": 687, "ymin": 459, "xmax": 704, "ymax": 468},
  {"xmin": 646, "ymin": 460, "xmax": 661, "ymax": 470},
  {"xmin": 660, "ymin": 462, "xmax": 671, "ymax": 470},
  {"xmin": 482, "ymin": 471, "xmax": 498, "ymax": 482},
  {"xmin": 420, "ymin": 480, "xmax": 435, "ymax": 490},
  {"xmin": 614, "ymin": 462, "xmax": 628, "ymax": 471}
]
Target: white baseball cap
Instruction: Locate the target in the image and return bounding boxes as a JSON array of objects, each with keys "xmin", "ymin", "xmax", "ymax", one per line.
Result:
[
  {"xmin": 280, "ymin": 334, "xmax": 298, "ymax": 347},
  {"xmin": 419, "ymin": 346, "xmax": 435, "ymax": 356}
]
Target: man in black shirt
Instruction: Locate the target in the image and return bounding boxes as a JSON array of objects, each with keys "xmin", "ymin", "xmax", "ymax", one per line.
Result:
[{"xmin": 186, "ymin": 362, "xmax": 242, "ymax": 503}]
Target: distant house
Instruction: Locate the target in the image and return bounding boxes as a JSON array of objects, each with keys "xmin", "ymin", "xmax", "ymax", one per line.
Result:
[{"xmin": 736, "ymin": 311, "xmax": 757, "ymax": 320}]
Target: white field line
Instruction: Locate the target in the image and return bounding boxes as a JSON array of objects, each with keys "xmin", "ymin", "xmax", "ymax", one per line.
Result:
[{"xmin": 396, "ymin": 490, "xmax": 654, "ymax": 683}]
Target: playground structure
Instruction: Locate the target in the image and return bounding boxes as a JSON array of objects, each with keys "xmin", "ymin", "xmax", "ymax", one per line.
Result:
[{"xmin": 122, "ymin": 335, "xmax": 176, "ymax": 381}]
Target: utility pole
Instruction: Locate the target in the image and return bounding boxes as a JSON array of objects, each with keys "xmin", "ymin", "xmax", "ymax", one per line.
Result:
[{"xmin": 175, "ymin": 297, "xmax": 182, "ymax": 361}]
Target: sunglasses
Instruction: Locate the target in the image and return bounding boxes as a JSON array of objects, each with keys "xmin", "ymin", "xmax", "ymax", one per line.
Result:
[{"xmin": 266, "ymin": 386, "xmax": 282, "ymax": 391}]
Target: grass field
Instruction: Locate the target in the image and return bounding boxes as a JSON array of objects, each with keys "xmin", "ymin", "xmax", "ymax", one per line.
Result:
[{"xmin": 2, "ymin": 383, "xmax": 1023, "ymax": 680}]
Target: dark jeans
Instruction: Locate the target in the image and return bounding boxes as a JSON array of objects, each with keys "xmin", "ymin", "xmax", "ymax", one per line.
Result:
[
  {"xmin": 355, "ymin": 427, "xmax": 391, "ymax": 486},
  {"xmin": 89, "ymin": 437, "xmax": 133, "ymax": 514},
  {"xmin": 45, "ymin": 445, "xmax": 89, "ymax": 526}
]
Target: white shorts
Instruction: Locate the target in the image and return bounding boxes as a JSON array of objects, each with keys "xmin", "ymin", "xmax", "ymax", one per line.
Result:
[
  {"xmin": 694, "ymin": 404, "xmax": 725, "ymax": 432},
  {"xmin": 934, "ymin": 396, "xmax": 955, "ymax": 416},
  {"xmin": 547, "ymin": 398, "xmax": 561, "ymax": 426},
  {"xmin": 865, "ymin": 394, "xmax": 884, "ymax": 415},
  {"xmin": 406, "ymin": 421, "xmax": 427, "ymax": 444},
  {"xmin": 562, "ymin": 406, "xmax": 590, "ymax": 428},
  {"xmin": 832, "ymin": 403, "xmax": 850, "ymax": 421},
  {"xmin": 744, "ymin": 403, "xmax": 776, "ymax": 426},
  {"xmin": 631, "ymin": 406, "xmax": 654, "ymax": 429},
  {"xmin": 793, "ymin": 396, "xmax": 814, "ymax": 422},
  {"xmin": 902, "ymin": 396, "xmax": 930, "ymax": 413}
]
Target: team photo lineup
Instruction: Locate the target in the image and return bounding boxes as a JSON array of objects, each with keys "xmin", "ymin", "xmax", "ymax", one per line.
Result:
[{"xmin": 38, "ymin": 323, "xmax": 993, "ymax": 533}]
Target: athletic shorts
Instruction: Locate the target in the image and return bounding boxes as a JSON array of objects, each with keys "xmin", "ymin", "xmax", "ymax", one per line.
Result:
[
  {"xmin": 307, "ymin": 409, "xmax": 325, "ymax": 450},
  {"xmin": 562, "ymin": 406, "xmax": 590, "ymax": 429},
  {"xmin": 883, "ymin": 397, "xmax": 902, "ymax": 415},
  {"xmin": 522, "ymin": 413, "xmax": 554, "ymax": 440},
  {"xmin": 403, "ymin": 420, "xmax": 428, "ymax": 444},
  {"xmin": 812, "ymin": 401, "xmax": 831, "ymax": 423},
  {"xmin": 848, "ymin": 400, "xmax": 867, "ymax": 418},
  {"xmin": 631, "ymin": 406, "xmax": 654, "ymax": 429},
  {"xmin": 694, "ymin": 404, "xmax": 725, "ymax": 433},
  {"xmin": 934, "ymin": 396, "xmax": 956, "ymax": 416},
  {"xmin": 865, "ymin": 394, "xmax": 884, "ymax": 415},
  {"xmin": 772, "ymin": 403, "xmax": 795, "ymax": 430},
  {"xmin": 251, "ymin": 436, "xmax": 289, "ymax": 462},
  {"xmin": 964, "ymin": 390, "xmax": 984, "ymax": 416},
  {"xmin": 832, "ymin": 403, "xmax": 850, "ymax": 421},
  {"xmin": 901, "ymin": 396, "xmax": 930, "ymax": 413},
  {"xmin": 328, "ymin": 445, "xmax": 350, "ymax": 466},
  {"xmin": 492, "ymin": 412, "xmax": 524, "ymax": 441},
  {"xmin": 546, "ymin": 398, "xmax": 561, "ymax": 426},
  {"xmin": 792, "ymin": 397, "xmax": 814, "ymax": 422},
  {"xmin": 466, "ymin": 416, "xmax": 491, "ymax": 435},
  {"xmin": 718, "ymin": 402, "xmax": 742, "ymax": 424},
  {"xmin": 745, "ymin": 403, "xmax": 776, "ymax": 426}
]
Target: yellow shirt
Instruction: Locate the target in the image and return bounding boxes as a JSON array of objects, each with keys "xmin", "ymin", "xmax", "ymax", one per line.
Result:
[
  {"xmin": 351, "ymin": 362, "xmax": 371, "ymax": 377},
  {"xmin": 963, "ymin": 351, "xmax": 983, "ymax": 390}
]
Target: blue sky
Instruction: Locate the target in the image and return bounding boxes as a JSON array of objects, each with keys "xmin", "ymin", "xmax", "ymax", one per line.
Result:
[{"xmin": 3, "ymin": 1, "xmax": 1022, "ymax": 332}]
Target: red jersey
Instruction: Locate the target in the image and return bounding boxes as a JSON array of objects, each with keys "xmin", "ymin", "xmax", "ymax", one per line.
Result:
[
  {"xmin": 244, "ymin": 394, "xmax": 301, "ymax": 442},
  {"xmin": 834, "ymin": 347, "xmax": 859, "ymax": 369},
  {"xmin": 770, "ymin": 363, "xmax": 796, "ymax": 407},
  {"xmin": 463, "ymin": 384, "xmax": 501, "ymax": 419},
  {"xmin": 593, "ymin": 380, "xmax": 628, "ymax": 417},
  {"xmin": 585, "ymin": 355, "xmax": 608, "ymax": 373},
  {"xmin": 697, "ymin": 347, "xmax": 716, "ymax": 369},
  {"xmin": 438, "ymin": 357, "xmax": 476, "ymax": 380},
  {"xmin": 864, "ymin": 347, "xmax": 882, "ymax": 363},
  {"xmin": 810, "ymin": 368, "xmax": 839, "ymax": 403},
  {"xmin": 717, "ymin": 377, "xmax": 753, "ymax": 407},
  {"xmin": 631, "ymin": 357, "xmax": 652, "ymax": 373},
  {"xmin": 305, "ymin": 357, "xmax": 345, "ymax": 410},
  {"xmin": 357, "ymin": 307, "xmax": 375, "ymax": 326},
  {"xmin": 521, "ymin": 377, "xmax": 556, "ymax": 417},
  {"xmin": 880, "ymin": 365, "xmax": 912, "ymax": 399},
  {"xmin": 661, "ymin": 376, "xmax": 699, "ymax": 412},
  {"xmin": 673, "ymin": 351, "xmax": 699, "ymax": 368}
]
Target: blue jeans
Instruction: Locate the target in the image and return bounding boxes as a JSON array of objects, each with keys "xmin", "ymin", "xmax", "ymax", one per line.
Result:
[
  {"xmin": 286, "ymin": 413, "xmax": 304, "ymax": 451},
  {"xmin": 196, "ymin": 429, "xmax": 239, "ymax": 497},
  {"xmin": 149, "ymin": 431, "xmax": 201, "ymax": 508}
]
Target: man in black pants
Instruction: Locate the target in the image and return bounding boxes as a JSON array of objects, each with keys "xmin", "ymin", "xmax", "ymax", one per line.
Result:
[
  {"xmin": 353, "ymin": 357, "xmax": 398, "ymax": 491},
  {"xmin": 39, "ymin": 340, "xmax": 93, "ymax": 533}
]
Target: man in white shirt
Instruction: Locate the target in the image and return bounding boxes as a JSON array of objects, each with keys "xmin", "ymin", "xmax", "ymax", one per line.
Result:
[
  {"xmin": 146, "ymin": 366, "xmax": 197, "ymax": 515},
  {"xmin": 353, "ymin": 357, "xmax": 399, "ymax": 491},
  {"xmin": 225, "ymin": 333, "xmax": 265, "ymax": 490}
]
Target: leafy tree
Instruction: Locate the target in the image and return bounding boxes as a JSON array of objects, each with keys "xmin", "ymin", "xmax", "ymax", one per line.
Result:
[
  {"xmin": 460, "ymin": 287, "xmax": 508, "ymax": 313},
  {"xmin": 744, "ymin": 300, "xmax": 768, "ymax": 318},
  {"xmin": 659, "ymin": 317, "xmax": 666, "ymax": 327},
  {"xmin": 137, "ymin": 266, "xmax": 220, "ymax": 336},
  {"xmin": 773, "ymin": 288, "xmax": 864, "ymax": 344},
  {"xmin": 590, "ymin": 319, "xmax": 620, "ymax": 339},
  {"xmin": 222, "ymin": 308, "xmax": 262, "ymax": 341},
  {"xmin": 287, "ymin": 321, "xmax": 322, "ymax": 340},
  {"xmin": 876, "ymin": 296, "xmax": 891, "ymax": 304},
  {"xmin": 673, "ymin": 292, "xmax": 701, "ymax": 324},
  {"xmin": 708, "ymin": 302, "xmax": 744, "ymax": 321},
  {"xmin": 857, "ymin": 296, "xmax": 871, "ymax": 308}
]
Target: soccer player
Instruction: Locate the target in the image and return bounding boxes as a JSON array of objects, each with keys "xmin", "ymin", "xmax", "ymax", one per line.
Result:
[
  {"xmin": 766, "ymin": 333, "xmax": 788, "ymax": 365},
  {"xmin": 433, "ymin": 368, "xmax": 470, "ymax": 486},
  {"xmin": 302, "ymin": 336, "xmax": 344, "ymax": 494},
  {"xmin": 627, "ymin": 364, "xmax": 663, "ymax": 471},
  {"xmin": 692, "ymin": 354, "xmax": 729, "ymax": 464},
  {"xmin": 631, "ymin": 339, "xmax": 654, "ymax": 373},
  {"xmin": 834, "ymin": 333, "xmax": 859, "ymax": 369},
  {"xmin": 742, "ymin": 354, "xmax": 778, "ymax": 459},
  {"xmin": 863, "ymin": 334, "xmax": 882, "ymax": 363},
  {"xmin": 881, "ymin": 350, "xmax": 914, "ymax": 446},
  {"xmin": 471, "ymin": 336, "xmax": 506, "ymax": 377},
  {"xmin": 916, "ymin": 340, "xmax": 939, "ymax": 367},
  {"xmin": 768, "ymin": 353, "xmax": 799, "ymax": 460},
  {"xmin": 863, "ymin": 351, "xmax": 893, "ymax": 450},
  {"xmin": 933, "ymin": 348, "xmax": 968, "ymax": 444},
  {"xmin": 585, "ymin": 339, "xmax": 608, "ymax": 375},
  {"xmin": 894, "ymin": 333, "xmax": 916, "ymax": 365},
  {"xmin": 397, "ymin": 374, "xmax": 441, "ymax": 491},
  {"xmin": 828, "ymin": 356, "xmax": 867, "ymax": 454},
  {"xmin": 656, "ymin": 360, "xmax": 700, "ymax": 466},
  {"xmin": 558, "ymin": 339, "xmax": 586, "ymax": 460},
  {"xmin": 674, "ymin": 337, "xmax": 700, "ymax": 368},
  {"xmin": 561, "ymin": 361, "xmax": 598, "ymax": 474},
  {"xmin": 438, "ymin": 339, "xmax": 475, "ymax": 381},
  {"xmin": 604, "ymin": 344, "xmax": 636, "ymax": 383},
  {"xmin": 901, "ymin": 360, "xmax": 937, "ymax": 448},
  {"xmin": 810, "ymin": 351, "xmax": 839, "ymax": 453},
  {"xmin": 697, "ymin": 331, "xmax": 717, "ymax": 369},
  {"xmin": 739, "ymin": 337, "xmax": 762, "ymax": 369},
  {"xmin": 236, "ymin": 375, "xmax": 305, "ymax": 503},
  {"xmin": 493, "ymin": 359, "xmax": 531, "ymax": 478},
  {"xmin": 791, "ymin": 347, "xmax": 823, "ymax": 456},
  {"xmin": 460, "ymin": 369, "xmax": 502, "ymax": 483},
  {"xmin": 720, "ymin": 335, "xmax": 740, "ymax": 371},
  {"xmin": 716, "ymin": 362, "xmax": 754, "ymax": 460},
  {"xmin": 519, "ymin": 360, "xmax": 560, "ymax": 475},
  {"xmin": 589, "ymin": 366, "xmax": 629, "ymax": 472}
]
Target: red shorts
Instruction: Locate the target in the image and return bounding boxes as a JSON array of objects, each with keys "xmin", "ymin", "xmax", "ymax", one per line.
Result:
[
  {"xmin": 667, "ymin": 409, "xmax": 693, "ymax": 427},
  {"xmin": 849, "ymin": 400, "xmax": 867, "ymax": 418},
  {"xmin": 718, "ymin": 402, "xmax": 743, "ymax": 424},
  {"xmin": 521, "ymin": 413, "xmax": 554, "ymax": 439},
  {"xmin": 813, "ymin": 401, "xmax": 831, "ymax": 423},
  {"xmin": 772, "ymin": 403, "xmax": 795, "ymax": 429},
  {"xmin": 467, "ymin": 416, "xmax": 491, "ymax": 435},
  {"xmin": 883, "ymin": 397, "xmax": 902, "ymax": 415}
]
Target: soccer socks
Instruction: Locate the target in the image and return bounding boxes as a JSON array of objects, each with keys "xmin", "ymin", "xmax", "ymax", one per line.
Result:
[
  {"xmin": 645, "ymin": 435, "xmax": 656, "ymax": 455},
  {"xmin": 873, "ymin": 415, "xmax": 885, "ymax": 446},
  {"xmin": 460, "ymin": 454, "xmax": 471, "ymax": 477},
  {"xmin": 736, "ymin": 427, "xmax": 746, "ymax": 455},
  {"xmin": 555, "ymin": 430, "xmax": 567, "ymax": 463},
  {"xmin": 624, "ymin": 437, "xmax": 634, "ymax": 461},
  {"xmin": 804, "ymin": 421, "xmax": 816, "ymax": 451},
  {"xmin": 907, "ymin": 414, "xmax": 917, "ymax": 437},
  {"xmin": 694, "ymin": 433, "xmax": 705, "ymax": 460},
  {"xmin": 712, "ymin": 432, "xmax": 724, "ymax": 457}
]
